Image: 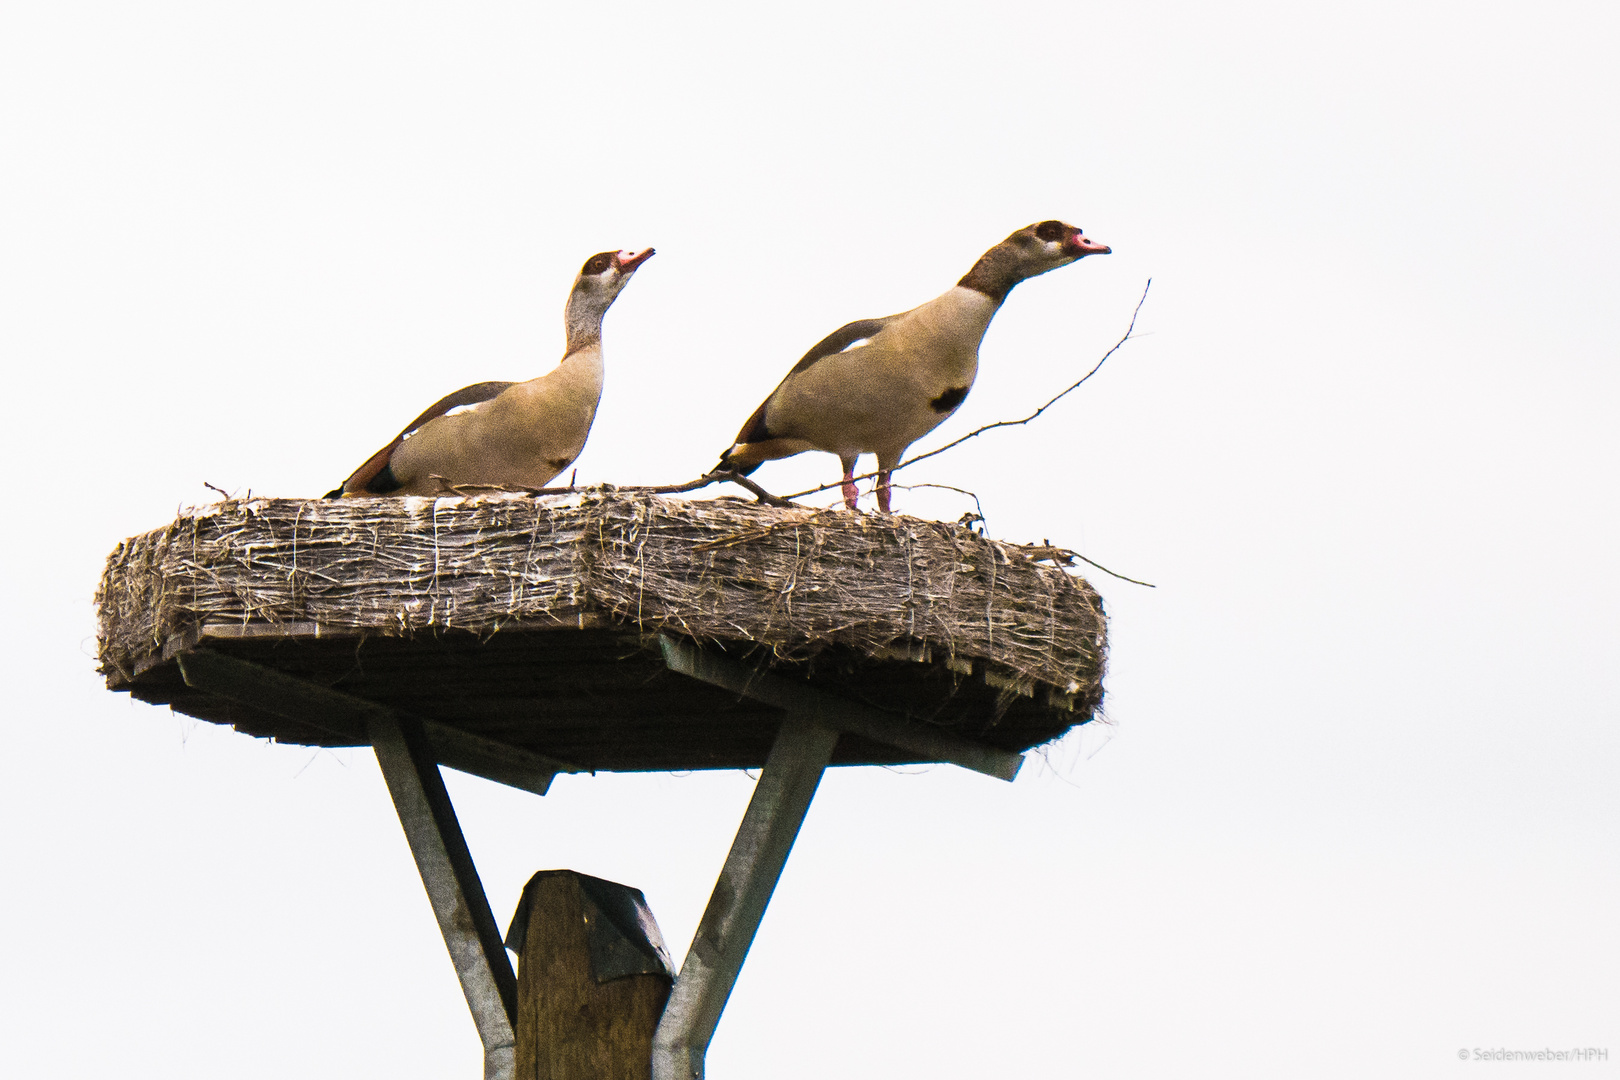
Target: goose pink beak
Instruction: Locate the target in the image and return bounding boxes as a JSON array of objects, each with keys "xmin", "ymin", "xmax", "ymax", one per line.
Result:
[
  {"xmin": 1068, "ymin": 234, "xmax": 1111, "ymax": 256},
  {"xmin": 615, "ymin": 248, "xmax": 656, "ymax": 273}
]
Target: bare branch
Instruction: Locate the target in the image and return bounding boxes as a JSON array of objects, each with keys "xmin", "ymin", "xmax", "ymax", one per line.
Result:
[
  {"xmin": 891, "ymin": 482, "xmax": 989, "ymax": 533},
  {"xmin": 701, "ymin": 472, "xmax": 799, "ymax": 507},
  {"xmin": 1061, "ymin": 552, "xmax": 1156, "ymax": 589},
  {"xmin": 603, "ymin": 471, "xmax": 798, "ymax": 507},
  {"xmin": 436, "ymin": 470, "xmax": 799, "ymax": 508},
  {"xmin": 896, "ymin": 483, "xmax": 1153, "ymax": 587}
]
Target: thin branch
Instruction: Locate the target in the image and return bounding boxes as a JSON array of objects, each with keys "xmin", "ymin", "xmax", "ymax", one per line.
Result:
[
  {"xmin": 781, "ymin": 278, "xmax": 1152, "ymax": 502},
  {"xmin": 1010, "ymin": 539, "xmax": 1156, "ymax": 588},
  {"xmin": 1066, "ymin": 554, "xmax": 1156, "ymax": 589},
  {"xmin": 876, "ymin": 481, "xmax": 1156, "ymax": 588},
  {"xmin": 891, "ymin": 482, "xmax": 989, "ymax": 534},
  {"xmin": 704, "ymin": 471, "xmax": 799, "ymax": 507},
  {"xmin": 437, "ymin": 470, "xmax": 798, "ymax": 508}
]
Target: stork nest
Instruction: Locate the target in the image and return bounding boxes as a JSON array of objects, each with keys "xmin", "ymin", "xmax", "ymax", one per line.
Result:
[{"xmin": 96, "ymin": 490, "xmax": 1107, "ymax": 715}]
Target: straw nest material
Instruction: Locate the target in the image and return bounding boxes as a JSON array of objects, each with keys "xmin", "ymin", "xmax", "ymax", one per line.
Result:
[{"xmin": 97, "ymin": 490, "xmax": 1107, "ymax": 711}]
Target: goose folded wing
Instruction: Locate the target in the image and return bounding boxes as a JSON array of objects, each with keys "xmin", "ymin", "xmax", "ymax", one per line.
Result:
[
  {"xmin": 733, "ymin": 317, "xmax": 894, "ymax": 442},
  {"xmin": 785, "ymin": 316, "xmax": 892, "ymax": 375},
  {"xmin": 329, "ymin": 380, "xmax": 516, "ymax": 496}
]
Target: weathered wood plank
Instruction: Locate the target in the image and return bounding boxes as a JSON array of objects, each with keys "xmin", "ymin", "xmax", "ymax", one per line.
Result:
[
  {"xmin": 174, "ymin": 648, "xmax": 572, "ymax": 794},
  {"xmin": 660, "ymin": 635, "xmax": 1024, "ymax": 781}
]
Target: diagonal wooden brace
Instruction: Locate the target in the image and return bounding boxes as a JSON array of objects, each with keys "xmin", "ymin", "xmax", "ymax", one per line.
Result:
[
  {"xmin": 173, "ymin": 648, "xmax": 571, "ymax": 796},
  {"xmin": 173, "ymin": 650, "xmax": 523, "ymax": 1079},
  {"xmin": 370, "ymin": 709, "xmax": 519, "ymax": 1080},
  {"xmin": 651, "ymin": 715, "xmax": 838, "ymax": 1080},
  {"xmin": 651, "ymin": 635, "xmax": 1027, "ymax": 1079},
  {"xmin": 658, "ymin": 634, "xmax": 1023, "ymax": 781}
]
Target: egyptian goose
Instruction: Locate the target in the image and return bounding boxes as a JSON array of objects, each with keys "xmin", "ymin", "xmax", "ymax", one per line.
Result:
[
  {"xmin": 718, "ymin": 220, "xmax": 1109, "ymax": 512},
  {"xmin": 327, "ymin": 248, "xmax": 653, "ymax": 497}
]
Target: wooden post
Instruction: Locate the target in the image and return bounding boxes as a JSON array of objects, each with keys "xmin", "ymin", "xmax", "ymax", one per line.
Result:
[{"xmin": 508, "ymin": 871, "xmax": 673, "ymax": 1080}]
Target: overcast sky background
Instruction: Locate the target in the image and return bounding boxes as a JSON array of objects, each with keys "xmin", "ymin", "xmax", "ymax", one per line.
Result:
[{"xmin": 3, "ymin": 2, "xmax": 1617, "ymax": 1077}]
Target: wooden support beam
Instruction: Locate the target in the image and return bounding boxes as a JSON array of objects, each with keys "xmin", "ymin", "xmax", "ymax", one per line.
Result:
[
  {"xmin": 174, "ymin": 648, "xmax": 571, "ymax": 795},
  {"xmin": 652, "ymin": 716, "xmax": 838, "ymax": 1080},
  {"xmin": 173, "ymin": 648, "xmax": 539, "ymax": 1078},
  {"xmin": 659, "ymin": 635, "xmax": 1024, "ymax": 781}
]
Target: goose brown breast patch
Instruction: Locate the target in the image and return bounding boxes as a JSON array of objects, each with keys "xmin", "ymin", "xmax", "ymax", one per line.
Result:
[
  {"xmin": 363, "ymin": 462, "xmax": 403, "ymax": 494},
  {"xmin": 930, "ymin": 386, "xmax": 970, "ymax": 413}
]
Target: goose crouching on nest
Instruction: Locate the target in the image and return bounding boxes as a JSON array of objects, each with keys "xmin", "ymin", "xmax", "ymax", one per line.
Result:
[
  {"xmin": 327, "ymin": 248, "xmax": 654, "ymax": 497},
  {"xmin": 716, "ymin": 220, "xmax": 1109, "ymax": 512}
]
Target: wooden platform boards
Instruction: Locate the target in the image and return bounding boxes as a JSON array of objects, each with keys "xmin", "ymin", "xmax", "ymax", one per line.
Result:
[{"xmin": 109, "ymin": 617, "xmax": 1083, "ymax": 777}]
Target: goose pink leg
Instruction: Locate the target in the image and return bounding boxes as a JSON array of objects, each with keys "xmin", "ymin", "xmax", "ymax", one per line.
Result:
[
  {"xmin": 876, "ymin": 470, "xmax": 893, "ymax": 514},
  {"xmin": 840, "ymin": 459, "xmax": 860, "ymax": 510}
]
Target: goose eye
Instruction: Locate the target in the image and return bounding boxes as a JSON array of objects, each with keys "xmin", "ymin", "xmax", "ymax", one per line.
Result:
[
  {"xmin": 1034, "ymin": 220, "xmax": 1069, "ymax": 243},
  {"xmin": 581, "ymin": 252, "xmax": 615, "ymax": 275}
]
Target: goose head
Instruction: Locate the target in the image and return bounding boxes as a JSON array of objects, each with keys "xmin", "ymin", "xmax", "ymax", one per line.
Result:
[{"xmin": 959, "ymin": 220, "xmax": 1110, "ymax": 302}]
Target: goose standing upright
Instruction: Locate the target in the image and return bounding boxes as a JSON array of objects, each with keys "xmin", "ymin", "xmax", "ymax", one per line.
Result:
[
  {"xmin": 328, "ymin": 248, "xmax": 653, "ymax": 497},
  {"xmin": 717, "ymin": 221, "xmax": 1109, "ymax": 512}
]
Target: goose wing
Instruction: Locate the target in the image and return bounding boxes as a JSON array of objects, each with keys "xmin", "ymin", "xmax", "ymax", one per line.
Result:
[{"xmin": 327, "ymin": 380, "xmax": 516, "ymax": 497}]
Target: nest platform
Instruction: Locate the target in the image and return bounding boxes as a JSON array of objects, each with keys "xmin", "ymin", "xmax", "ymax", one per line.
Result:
[{"xmin": 97, "ymin": 491, "xmax": 1107, "ymax": 780}]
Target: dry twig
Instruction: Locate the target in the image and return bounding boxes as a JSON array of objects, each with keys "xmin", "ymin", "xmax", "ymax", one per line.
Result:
[{"xmin": 437, "ymin": 470, "xmax": 798, "ymax": 508}]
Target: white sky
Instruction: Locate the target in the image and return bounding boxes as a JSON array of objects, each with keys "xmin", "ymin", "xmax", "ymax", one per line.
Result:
[{"xmin": 3, "ymin": 2, "xmax": 1617, "ymax": 1077}]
